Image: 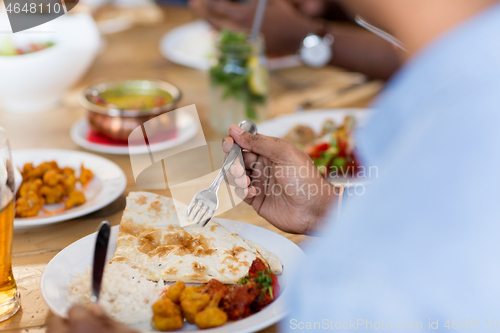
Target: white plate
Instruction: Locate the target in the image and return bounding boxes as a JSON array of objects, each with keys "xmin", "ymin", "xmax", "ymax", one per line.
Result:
[
  {"xmin": 159, "ymin": 21, "xmax": 301, "ymax": 71},
  {"xmin": 13, "ymin": 149, "xmax": 126, "ymax": 229},
  {"xmin": 41, "ymin": 219, "xmax": 306, "ymax": 332},
  {"xmin": 258, "ymin": 108, "xmax": 372, "ymax": 187},
  {"xmin": 70, "ymin": 110, "xmax": 198, "ymax": 155}
]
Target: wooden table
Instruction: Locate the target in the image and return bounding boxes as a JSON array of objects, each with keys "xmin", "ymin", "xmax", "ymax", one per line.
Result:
[{"xmin": 0, "ymin": 5, "xmax": 379, "ymax": 333}]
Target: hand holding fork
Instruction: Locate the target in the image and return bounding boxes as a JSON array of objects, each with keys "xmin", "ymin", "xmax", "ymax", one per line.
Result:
[{"xmin": 187, "ymin": 120, "xmax": 258, "ymax": 226}]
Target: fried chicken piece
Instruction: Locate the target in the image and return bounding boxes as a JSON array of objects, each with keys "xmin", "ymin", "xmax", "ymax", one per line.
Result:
[
  {"xmin": 194, "ymin": 292, "xmax": 228, "ymax": 329},
  {"xmin": 40, "ymin": 161, "xmax": 59, "ymax": 171},
  {"xmin": 15, "ymin": 190, "xmax": 45, "ymax": 217},
  {"xmin": 65, "ymin": 190, "xmax": 86, "ymax": 209},
  {"xmin": 79, "ymin": 164, "xmax": 93, "ymax": 185},
  {"xmin": 180, "ymin": 288, "xmax": 210, "ymax": 324},
  {"xmin": 38, "ymin": 184, "xmax": 64, "ymax": 204},
  {"xmin": 23, "ymin": 161, "xmax": 59, "ymax": 181},
  {"xmin": 18, "ymin": 179, "xmax": 43, "ymax": 199},
  {"xmin": 60, "ymin": 173, "xmax": 76, "ymax": 195},
  {"xmin": 152, "ymin": 296, "xmax": 183, "ymax": 331},
  {"xmin": 61, "ymin": 167, "xmax": 75, "ymax": 177},
  {"xmin": 38, "ymin": 161, "xmax": 60, "ymax": 174},
  {"xmin": 152, "ymin": 314, "xmax": 183, "ymax": 332},
  {"xmin": 19, "ymin": 163, "xmax": 34, "ymax": 179},
  {"xmin": 165, "ymin": 281, "xmax": 185, "ymax": 304},
  {"xmin": 179, "ymin": 286, "xmax": 205, "ymax": 302},
  {"xmin": 43, "ymin": 169, "xmax": 63, "ymax": 187}
]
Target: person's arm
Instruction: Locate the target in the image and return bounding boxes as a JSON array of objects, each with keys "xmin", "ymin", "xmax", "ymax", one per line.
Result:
[
  {"xmin": 290, "ymin": 0, "xmax": 352, "ymax": 21},
  {"xmin": 324, "ymin": 22, "xmax": 402, "ymax": 80},
  {"xmin": 189, "ymin": 0, "xmax": 401, "ymax": 80}
]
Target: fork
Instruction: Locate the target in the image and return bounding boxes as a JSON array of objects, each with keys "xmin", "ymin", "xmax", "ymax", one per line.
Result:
[{"xmin": 187, "ymin": 120, "xmax": 258, "ymax": 226}]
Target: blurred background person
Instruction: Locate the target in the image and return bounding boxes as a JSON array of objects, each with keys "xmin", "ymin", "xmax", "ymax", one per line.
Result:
[{"xmin": 189, "ymin": 0, "xmax": 402, "ymax": 79}]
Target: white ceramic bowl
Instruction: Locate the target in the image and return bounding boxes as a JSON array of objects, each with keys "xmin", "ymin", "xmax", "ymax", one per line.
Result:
[{"xmin": 0, "ymin": 12, "xmax": 101, "ymax": 113}]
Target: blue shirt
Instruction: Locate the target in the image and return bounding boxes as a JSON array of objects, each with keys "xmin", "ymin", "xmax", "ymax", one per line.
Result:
[{"xmin": 285, "ymin": 3, "xmax": 500, "ymax": 331}]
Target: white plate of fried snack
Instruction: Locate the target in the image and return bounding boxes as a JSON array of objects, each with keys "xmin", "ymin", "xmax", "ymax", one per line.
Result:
[
  {"xmin": 41, "ymin": 192, "xmax": 306, "ymax": 332},
  {"xmin": 12, "ymin": 149, "xmax": 126, "ymax": 229}
]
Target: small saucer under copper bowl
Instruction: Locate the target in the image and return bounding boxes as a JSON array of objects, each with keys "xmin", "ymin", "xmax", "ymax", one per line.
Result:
[{"xmin": 80, "ymin": 79, "xmax": 181, "ymax": 142}]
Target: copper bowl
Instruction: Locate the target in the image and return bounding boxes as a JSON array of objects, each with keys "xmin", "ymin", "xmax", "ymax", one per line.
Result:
[{"xmin": 80, "ymin": 79, "xmax": 181, "ymax": 142}]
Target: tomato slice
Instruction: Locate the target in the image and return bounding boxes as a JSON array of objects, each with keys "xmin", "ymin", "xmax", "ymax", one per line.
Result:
[{"xmin": 306, "ymin": 142, "xmax": 329, "ymax": 159}]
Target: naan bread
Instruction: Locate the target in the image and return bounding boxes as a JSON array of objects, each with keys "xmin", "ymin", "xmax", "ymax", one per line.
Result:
[{"xmin": 111, "ymin": 192, "xmax": 282, "ymax": 284}]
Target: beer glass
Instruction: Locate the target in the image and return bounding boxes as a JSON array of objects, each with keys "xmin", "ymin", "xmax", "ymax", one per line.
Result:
[{"xmin": 0, "ymin": 128, "xmax": 20, "ymax": 321}]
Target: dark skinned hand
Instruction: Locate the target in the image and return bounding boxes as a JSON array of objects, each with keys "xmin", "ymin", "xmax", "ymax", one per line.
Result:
[
  {"xmin": 223, "ymin": 124, "xmax": 337, "ymax": 234},
  {"xmin": 47, "ymin": 305, "xmax": 139, "ymax": 333},
  {"xmin": 189, "ymin": 0, "xmax": 315, "ymax": 55}
]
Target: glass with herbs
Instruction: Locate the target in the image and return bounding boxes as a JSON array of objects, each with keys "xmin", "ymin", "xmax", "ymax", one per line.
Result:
[
  {"xmin": 209, "ymin": 30, "xmax": 269, "ymax": 135},
  {"xmin": 0, "ymin": 128, "xmax": 20, "ymax": 322}
]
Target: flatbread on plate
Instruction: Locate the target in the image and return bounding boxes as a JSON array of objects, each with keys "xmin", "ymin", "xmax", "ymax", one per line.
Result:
[{"xmin": 111, "ymin": 192, "xmax": 282, "ymax": 284}]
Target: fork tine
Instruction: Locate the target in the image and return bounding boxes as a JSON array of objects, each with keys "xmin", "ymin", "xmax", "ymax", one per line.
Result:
[
  {"xmin": 199, "ymin": 211, "xmax": 214, "ymax": 227},
  {"xmin": 195, "ymin": 205, "xmax": 209, "ymax": 225},
  {"xmin": 191, "ymin": 203, "xmax": 204, "ymax": 223},
  {"xmin": 199, "ymin": 218, "xmax": 211, "ymax": 227},
  {"xmin": 187, "ymin": 200, "xmax": 197, "ymax": 218},
  {"xmin": 190, "ymin": 207, "xmax": 200, "ymax": 223}
]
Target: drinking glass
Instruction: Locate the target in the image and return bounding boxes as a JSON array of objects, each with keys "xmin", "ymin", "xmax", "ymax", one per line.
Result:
[
  {"xmin": 0, "ymin": 128, "xmax": 20, "ymax": 322},
  {"xmin": 209, "ymin": 33, "xmax": 269, "ymax": 136}
]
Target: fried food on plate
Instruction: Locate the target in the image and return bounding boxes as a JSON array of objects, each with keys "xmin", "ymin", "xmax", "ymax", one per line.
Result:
[
  {"xmin": 61, "ymin": 173, "xmax": 77, "ymax": 195},
  {"xmin": 194, "ymin": 292, "xmax": 227, "ymax": 329},
  {"xmin": 17, "ymin": 178, "xmax": 42, "ymax": 199},
  {"xmin": 39, "ymin": 184, "xmax": 65, "ymax": 204},
  {"xmin": 43, "ymin": 169, "xmax": 63, "ymax": 187},
  {"xmin": 15, "ymin": 190, "xmax": 45, "ymax": 218},
  {"xmin": 180, "ymin": 289, "xmax": 210, "ymax": 324},
  {"xmin": 66, "ymin": 190, "xmax": 86, "ymax": 209},
  {"xmin": 165, "ymin": 281, "xmax": 185, "ymax": 304},
  {"xmin": 80, "ymin": 164, "xmax": 94, "ymax": 186},
  {"xmin": 15, "ymin": 161, "xmax": 94, "ymax": 218},
  {"xmin": 66, "ymin": 191, "xmax": 283, "ymax": 331},
  {"xmin": 152, "ymin": 296, "xmax": 183, "ymax": 331}
]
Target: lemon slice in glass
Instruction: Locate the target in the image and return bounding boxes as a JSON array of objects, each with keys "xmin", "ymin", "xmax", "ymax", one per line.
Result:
[
  {"xmin": 0, "ymin": 36, "xmax": 17, "ymax": 56},
  {"xmin": 248, "ymin": 56, "xmax": 268, "ymax": 96}
]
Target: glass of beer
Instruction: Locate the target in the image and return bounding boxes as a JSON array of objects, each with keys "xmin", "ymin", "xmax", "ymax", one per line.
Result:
[{"xmin": 0, "ymin": 128, "xmax": 20, "ymax": 321}]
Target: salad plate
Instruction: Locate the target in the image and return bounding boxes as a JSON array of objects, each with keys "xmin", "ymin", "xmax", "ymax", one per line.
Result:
[{"xmin": 258, "ymin": 109, "xmax": 372, "ymax": 187}]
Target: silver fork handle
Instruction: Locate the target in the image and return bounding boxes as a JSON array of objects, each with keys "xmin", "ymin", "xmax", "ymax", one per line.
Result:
[{"xmin": 210, "ymin": 120, "xmax": 258, "ymax": 191}]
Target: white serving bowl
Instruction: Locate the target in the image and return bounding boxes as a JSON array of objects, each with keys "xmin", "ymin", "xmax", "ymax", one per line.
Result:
[{"xmin": 0, "ymin": 12, "xmax": 101, "ymax": 113}]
